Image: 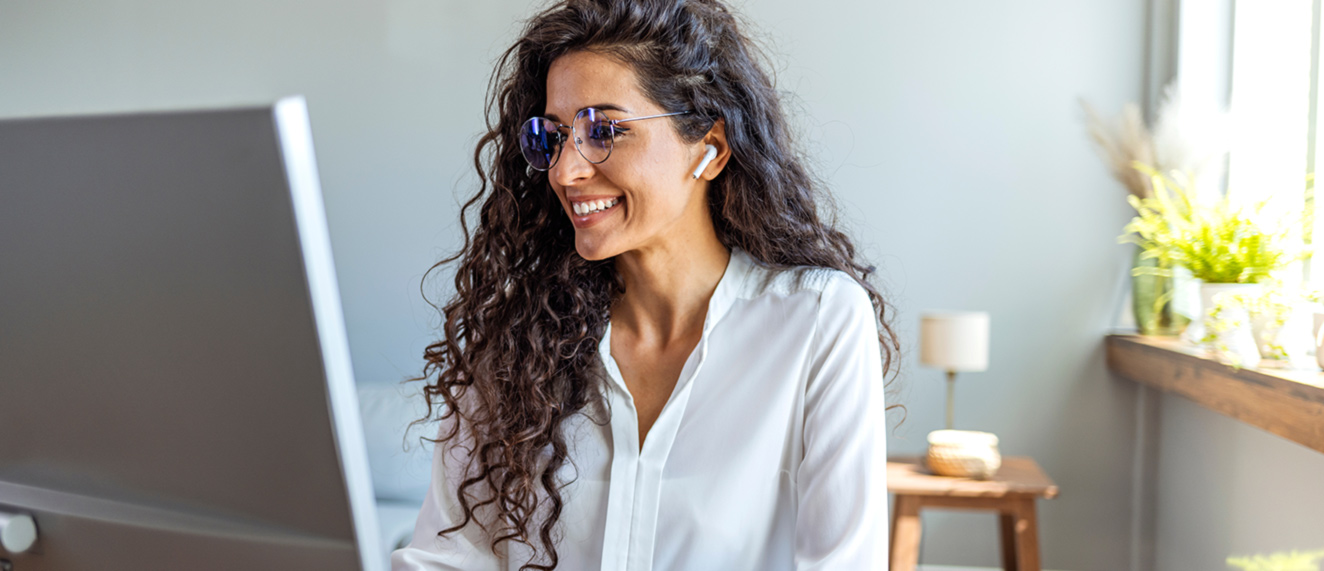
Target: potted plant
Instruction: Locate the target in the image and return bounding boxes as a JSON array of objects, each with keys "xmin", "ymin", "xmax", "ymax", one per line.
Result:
[
  {"xmin": 1084, "ymin": 84, "xmax": 1230, "ymax": 335},
  {"xmin": 1118, "ymin": 165, "xmax": 1310, "ymax": 347},
  {"xmin": 1200, "ymin": 291, "xmax": 1259, "ymax": 368},
  {"xmin": 1234, "ymin": 281, "xmax": 1322, "ymax": 366}
]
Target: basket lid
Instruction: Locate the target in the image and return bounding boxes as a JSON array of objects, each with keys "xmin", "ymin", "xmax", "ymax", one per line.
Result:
[{"xmin": 927, "ymin": 429, "xmax": 999, "ymax": 447}]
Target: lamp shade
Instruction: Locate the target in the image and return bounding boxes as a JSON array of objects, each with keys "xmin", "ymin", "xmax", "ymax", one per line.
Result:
[{"xmin": 920, "ymin": 311, "xmax": 990, "ymax": 372}]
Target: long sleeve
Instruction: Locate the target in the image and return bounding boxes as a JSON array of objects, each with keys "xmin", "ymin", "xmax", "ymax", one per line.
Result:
[
  {"xmin": 794, "ymin": 273, "xmax": 890, "ymax": 570},
  {"xmin": 391, "ymin": 414, "xmax": 505, "ymax": 571}
]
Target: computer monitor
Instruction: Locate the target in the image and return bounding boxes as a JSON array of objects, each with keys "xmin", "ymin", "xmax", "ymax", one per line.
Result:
[{"xmin": 0, "ymin": 97, "xmax": 383, "ymax": 571}]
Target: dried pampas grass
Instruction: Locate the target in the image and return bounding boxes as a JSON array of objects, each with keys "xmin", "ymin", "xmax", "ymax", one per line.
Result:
[
  {"xmin": 1081, "ymin": 99, "xmax": 1156, "ymax": 198},
  {"xmin": 1082, "ymin": 83, "xmax": 1231, "ymax": 201}
]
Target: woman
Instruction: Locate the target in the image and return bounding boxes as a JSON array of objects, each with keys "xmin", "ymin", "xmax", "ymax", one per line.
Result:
[{"xmin": 393, "ymin": 0, "xmax": 901, "ymax": 569}]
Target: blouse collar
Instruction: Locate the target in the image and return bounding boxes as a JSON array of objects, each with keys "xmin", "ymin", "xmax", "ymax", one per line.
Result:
[
  {"xmin": 702, "ymin": 246, "xmax": 753, "ymax": 334},
  {"xmin": 596, "ymin": 246, "xmax": 755, "ymax": 390}
]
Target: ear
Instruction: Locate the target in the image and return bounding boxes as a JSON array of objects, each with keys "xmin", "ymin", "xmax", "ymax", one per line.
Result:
[{"xmin": 695, "ymin": 118, "xmax": 731, "ymax": 181}]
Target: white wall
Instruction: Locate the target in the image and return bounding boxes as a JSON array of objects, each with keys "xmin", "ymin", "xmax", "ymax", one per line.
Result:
[
  {"xmin": 833, "ymin": 1, "xmax": 1147, "ymax": 568},
  {"xmin": 0, "ymin": 0, "xmax": 1152, "ymax": 568},
  {"xmin": 1151, "ymin": 395, "xmax": 1324, "ymax": 570}
]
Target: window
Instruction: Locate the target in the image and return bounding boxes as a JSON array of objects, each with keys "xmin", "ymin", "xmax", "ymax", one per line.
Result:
[{"xmin": 1176, "ymin": 0, "xmax": 1320, "ymax": 286}]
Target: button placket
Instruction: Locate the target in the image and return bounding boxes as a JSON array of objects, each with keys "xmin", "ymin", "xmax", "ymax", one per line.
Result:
[
  {"xmin": 628, "ymin": 334, "xmax": 711, "ymax": 571},
  {"xmin": 597, "ymin": 322, "xmax": 715, "ymax": 571},
  {"xmin": 598, "ymin": 327, "xmax": 639, "ymax": 571},
  {"xmin": 594, "ymin": 248, "xmax": 746, "ymax": 571}
]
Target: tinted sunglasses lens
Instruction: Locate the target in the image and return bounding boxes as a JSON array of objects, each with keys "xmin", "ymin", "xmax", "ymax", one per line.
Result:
[
  {"xmin": 520, "ymin": 117, "xmax": 560, "ymax": 170},
  {"xmin": 573, "ymin": 108, "xmax": 614, "ymax": 163}
]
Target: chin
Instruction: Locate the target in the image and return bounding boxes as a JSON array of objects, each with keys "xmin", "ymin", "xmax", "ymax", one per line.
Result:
[{"xmin": 574, "ymin": 237, "xmax": 621, "ymax": 261}]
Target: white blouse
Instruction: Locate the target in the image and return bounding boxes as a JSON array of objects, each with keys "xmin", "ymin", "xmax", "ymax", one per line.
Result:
[{"xmin": 391, "ymin": 247, "xmax": 889, "ymax": 570}]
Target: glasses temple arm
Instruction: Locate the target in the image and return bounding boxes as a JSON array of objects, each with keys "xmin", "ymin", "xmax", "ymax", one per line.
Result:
[{"xmin": 612, "ymin": 110, "xmax": 693, "ymax": 125}]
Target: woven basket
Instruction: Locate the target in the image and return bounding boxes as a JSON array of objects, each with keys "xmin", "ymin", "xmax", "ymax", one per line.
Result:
[{"xmin": 925, "ymin": 429, "xmax": 1001, "ymax": 479}]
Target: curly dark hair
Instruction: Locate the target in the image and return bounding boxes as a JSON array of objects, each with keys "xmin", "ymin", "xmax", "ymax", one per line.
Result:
[{"xmin": 409, "ymin": 0, "xmax": 903, "ymax": 568}]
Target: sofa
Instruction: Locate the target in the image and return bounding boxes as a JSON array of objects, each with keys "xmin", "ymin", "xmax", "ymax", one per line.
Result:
[{"xmin": 356, "ymin": 381, "xmax": 436, "ymax": 569}]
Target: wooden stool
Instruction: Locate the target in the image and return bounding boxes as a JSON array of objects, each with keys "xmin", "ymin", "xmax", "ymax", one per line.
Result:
[{"xmin": 888, "ymin": 456, "xmax": 1059, "ymax": 571}]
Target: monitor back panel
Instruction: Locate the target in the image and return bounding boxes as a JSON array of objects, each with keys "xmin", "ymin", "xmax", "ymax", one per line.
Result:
[{"xmin": 0, "ymin": 103, "xmax": 374, "ymax": 570}]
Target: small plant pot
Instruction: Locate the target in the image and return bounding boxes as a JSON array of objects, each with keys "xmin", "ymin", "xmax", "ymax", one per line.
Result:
[
  {"xmin": 1314, "ymin": 312, "xmax": 1324, "ymax": 371},
  {"xmin": 1251, "ymin": 305, "xmax": 1314, "ymax": 367},
  {"xmin": 1201, "ymin": 289, "xmax": 1262, "ymax": 369},
  {"xmin": 1211, "ymin": 307, "xmax": 1261, "ymax": 369},
  {"xmin": 1185, "ymin": 282, "xmax": 1263, "ymax": 346}
]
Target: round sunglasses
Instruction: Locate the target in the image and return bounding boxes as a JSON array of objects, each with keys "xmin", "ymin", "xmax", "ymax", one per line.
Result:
[{"xmin": 519, "ymin": 107, "xmax": 691, "ymax": 171}]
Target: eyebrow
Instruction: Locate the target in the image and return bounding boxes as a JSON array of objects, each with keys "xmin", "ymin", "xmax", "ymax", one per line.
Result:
[{"xmin": 543, "ymin": 103, "xmax": 631, "ymax": 122}]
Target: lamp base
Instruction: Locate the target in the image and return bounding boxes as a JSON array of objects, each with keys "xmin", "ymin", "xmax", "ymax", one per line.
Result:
[{"xmin": 925, "ymin": 429, "xmax": 1002, "ymax": 479}]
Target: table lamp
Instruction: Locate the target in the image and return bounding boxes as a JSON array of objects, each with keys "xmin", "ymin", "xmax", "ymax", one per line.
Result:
[
  {"xmin": 920, "ymin": 311, "xmax": 989, "ymax": 429},
  {"xmin": 920, "ymin": 311, "xmax": 999, "ymax": 478}
]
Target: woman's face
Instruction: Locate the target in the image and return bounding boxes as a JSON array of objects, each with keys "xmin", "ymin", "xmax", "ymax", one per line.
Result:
[{"xmin": 543, "ymin": 50, "xmax": 721, "ymax": 261}]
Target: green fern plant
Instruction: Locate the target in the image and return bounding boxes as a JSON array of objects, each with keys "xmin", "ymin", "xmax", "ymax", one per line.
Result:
[{"xmin": 1119, "ymin": 163, "xmax": 1310, "ymax": 284}]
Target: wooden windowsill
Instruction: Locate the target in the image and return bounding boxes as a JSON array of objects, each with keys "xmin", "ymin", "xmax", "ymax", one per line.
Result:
[{"xmin": 1104, "ymin": 334, "xmax": 1324, "ymax": 454}]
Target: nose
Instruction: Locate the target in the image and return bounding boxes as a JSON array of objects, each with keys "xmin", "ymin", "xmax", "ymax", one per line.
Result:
[{"xmin": 549, "ymin": 139, "xmax": 595, "ymax": 188}]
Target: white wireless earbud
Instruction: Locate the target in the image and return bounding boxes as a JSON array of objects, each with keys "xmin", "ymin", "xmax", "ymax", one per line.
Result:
[{"xmin": 691, "ymin": 144, "xmax": 718, "ymax": 179}]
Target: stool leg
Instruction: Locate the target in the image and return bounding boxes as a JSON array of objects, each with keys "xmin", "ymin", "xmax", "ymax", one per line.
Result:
[
  {"xmin": 997, "ymin": 498, "xmax": 1041, "ymax": 571},
  {"xmin": 1015, "ymin": 498, "xmax": 1041, "ymax": 571},
  {"xmin": 890, "ymin": 495, "xmax": 922, "ymax": 571},
  {"xmin": 998, "ymin": 511, "xmax": 1020, "ymax": 570}
]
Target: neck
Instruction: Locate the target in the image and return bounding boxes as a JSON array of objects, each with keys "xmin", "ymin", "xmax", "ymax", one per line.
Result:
[{"xmin": 611, "ymin": 235, "xmax": 730, "ymax": 345}]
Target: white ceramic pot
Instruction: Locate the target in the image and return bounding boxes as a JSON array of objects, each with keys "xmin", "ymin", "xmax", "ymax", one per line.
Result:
[
  {"xmin": 1252, "ymin": 305, "xmax": 1314, "ymax": 366},
  {"xmin": 1184, "ymin": 282, "xmax": 1264, "ymax": 346},
  {"xmin": 1250, "ymin": 313, "xmax": 1275, "ymax": 360},
  {"xmin": 1313, "ymin": 312, "xmax": 1324, "ymax": 371},
  {"xmin": 1212, "ymin": 304, "xmax": 1261, "ymax": 368}
]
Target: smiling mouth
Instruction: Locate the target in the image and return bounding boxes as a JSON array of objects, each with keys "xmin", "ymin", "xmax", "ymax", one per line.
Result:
[{"xmin": 571, "ymin": 197, "xmax": 621, "ymax": 216}]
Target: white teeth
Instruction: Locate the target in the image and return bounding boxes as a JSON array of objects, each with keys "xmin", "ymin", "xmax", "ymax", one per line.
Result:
[{"xmin": 573, "ymin": 197, "xmax": 619, "ymax": 216}]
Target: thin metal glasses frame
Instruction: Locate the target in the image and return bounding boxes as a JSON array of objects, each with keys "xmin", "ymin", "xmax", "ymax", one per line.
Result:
[{"xmin": 520, "ymin": 108, "xmax": 691, "ymax": 171}]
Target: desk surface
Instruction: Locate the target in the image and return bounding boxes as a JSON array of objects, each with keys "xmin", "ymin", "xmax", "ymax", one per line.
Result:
[{"xmin": 888, "ymin": 456, "xmax": 1059, "ymax": 499}]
